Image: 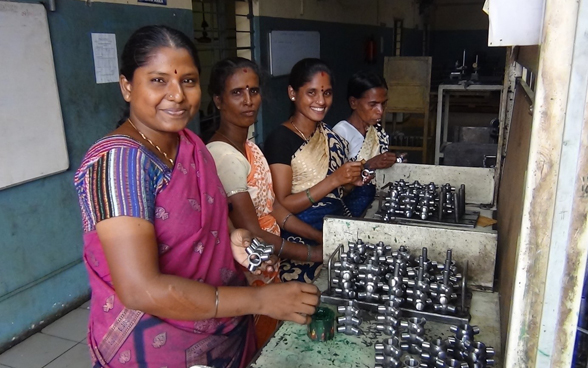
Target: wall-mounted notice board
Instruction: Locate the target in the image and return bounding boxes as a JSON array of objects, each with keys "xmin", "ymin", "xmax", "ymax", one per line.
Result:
[
  {"xmin": 269, "ymin": 30, "xmax": 320, "ymax": 77},
  {"xmin": 0, "ymin": 2, "xmax": 69, "ymax": 190}
]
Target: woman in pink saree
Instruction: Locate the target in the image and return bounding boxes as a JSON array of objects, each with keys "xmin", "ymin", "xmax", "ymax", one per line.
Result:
[{"xmin": 74, "ymin": 26, "xmax": 318, "ymax": 368}]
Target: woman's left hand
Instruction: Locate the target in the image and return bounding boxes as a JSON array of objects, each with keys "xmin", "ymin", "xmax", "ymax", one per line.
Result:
[
  {"xmin": 366, "ymin": 152, "xmax": 397, "ymax": 170},
  {"xmin": 230, "ymin": 229, "xmax": 276, "ymax": 275}
]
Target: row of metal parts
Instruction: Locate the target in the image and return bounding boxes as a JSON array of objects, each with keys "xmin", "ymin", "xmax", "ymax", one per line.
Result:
[
  {"xmin": 331, "ymin": 240, "xmax": 465, "ymax": 315},
  {"xmin": 335, "ymin": 299, "xmax": 495, "ymax": 367},
  {"xmin": 379, "ymin": 180, "xmax": 466, "ymax": 222},
  {"xmin": 372, "ymin": 308, "xmax": 495, "ymax": 368}
]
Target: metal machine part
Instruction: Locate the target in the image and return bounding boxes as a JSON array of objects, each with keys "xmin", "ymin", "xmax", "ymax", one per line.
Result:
[
  {"xmin": 362, "ymin": 167, "xmax": 376, "ymax": 183},
  {"xmin": 375, "ymin": 354, "xmax": 402, "ymax": 368},
  {"xmin": 396, "ymin": 153, "xmax": 408, "ymax": 163},
  {"xmin": 336, "ymin": 324, "xmax": 363, "ymax": 335},
  {"xmin": 337, "ymin": 300, "xmax": 364, "ymax": 336},
  {"xmin": 421, "ymin": 338, "xmax": 450, "ymax": 363},
  {"xmin": 245, "ymin": 238, "xmax": 273, "ymax": 272},
  {"xmin": 323, "ymin": 241, "xmax": 471, "ymax": 325},
  {"xmin": 376, "ymin": 180, "xmax": 479, "ymax": 228}
]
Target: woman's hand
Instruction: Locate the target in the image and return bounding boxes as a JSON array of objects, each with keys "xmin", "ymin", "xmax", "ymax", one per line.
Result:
[
  {"xmin": 366, "ymin": 152, "xmax": 397, "ymax": 170},
  {"xmin": 332, "ymin": 161, "xmax": 363, "ymax": 186},
  {"xmin": 230, "ymin": 229, "xmax": 276, "ymax": 274},
  {"xmin": 257, "ymin": 282, "xmax": 320, "ymax": 324}
]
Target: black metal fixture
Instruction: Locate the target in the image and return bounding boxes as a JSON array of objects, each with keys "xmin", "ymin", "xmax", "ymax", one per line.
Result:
[{"xmin": 197, "ymin": 1, "xmax": 212, "ymax": 44}]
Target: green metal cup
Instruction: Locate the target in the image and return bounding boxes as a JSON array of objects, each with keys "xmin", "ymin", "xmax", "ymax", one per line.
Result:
[{"xmin": 307, "ymin": 306, "xmax": 335, "ymax": 342}]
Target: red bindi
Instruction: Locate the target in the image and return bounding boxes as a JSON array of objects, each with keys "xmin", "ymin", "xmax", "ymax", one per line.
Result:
[
  {"xmin": 243, "ymin": 69, "xmax": 248, "ymax": 73},
  {"xmin": 321, "ymin": 71, "xmax": 325, "ymax": 76},
  {"xmin": 246, "ymin": 85, "xmax": 249, "ymax": 89},
  {"xmin": 174, "ymin": 69, "xmax": 177, "ymax": 74}
]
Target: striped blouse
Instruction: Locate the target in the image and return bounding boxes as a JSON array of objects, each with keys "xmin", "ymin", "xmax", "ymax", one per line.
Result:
[{"xmin": 74, "ymin": 135, "xmax": 171, "ymax": 233}]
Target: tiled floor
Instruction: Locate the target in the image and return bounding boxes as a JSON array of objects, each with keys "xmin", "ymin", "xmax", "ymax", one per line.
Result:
[{"xmin": 0, "ymin": 301, "xmax": 92, "ymax": 368}]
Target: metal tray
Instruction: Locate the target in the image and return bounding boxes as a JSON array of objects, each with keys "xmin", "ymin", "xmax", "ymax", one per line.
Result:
[{"xmin": 324, "ymin": 244, "xmax": 471, "ymax": 325}]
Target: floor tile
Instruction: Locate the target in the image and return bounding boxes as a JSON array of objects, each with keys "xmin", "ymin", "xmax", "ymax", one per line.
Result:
[
  {"xmin": 0, "ymin": 334, "xmax": 76, "ymax": 368},
  {"xmin": 41, "ymin": 309, "xmax": 89, "ymax": 342},
  {"xmin": 43, "ymin": 344, "xmax": 92, "ymax": 368}
]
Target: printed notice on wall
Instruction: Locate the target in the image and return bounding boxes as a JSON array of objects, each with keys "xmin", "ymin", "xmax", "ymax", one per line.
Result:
[{"xmin": 91, "ymin": 33, "xmax": 119, "ymax": 84}]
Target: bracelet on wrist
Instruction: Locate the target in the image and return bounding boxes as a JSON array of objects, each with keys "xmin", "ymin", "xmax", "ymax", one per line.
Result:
[
  {"xmin": 281, "ymin": 213, "xmax": 293, "ymax": 229},
  {"xmin": 277, "ymin": 238, "xmax": 286, "ymax": 257},
  {"xmin": 213, "ymin": 287, "xmax": 219, "ymax": 318},
  {"xmin": 306, "ymin": 188, "xmax": 316, "ymax": 205}
]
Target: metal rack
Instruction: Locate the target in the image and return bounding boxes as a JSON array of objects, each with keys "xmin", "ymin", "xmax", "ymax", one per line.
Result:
[{"xmin": 320, "ymin": 243, "xmax": 471, "ymax": 326}]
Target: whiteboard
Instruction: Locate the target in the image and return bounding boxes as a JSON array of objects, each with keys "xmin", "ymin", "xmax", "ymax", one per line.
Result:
[
  {"xmin": 269, "ymin": 31, "xmax": 320, "ymax": 77},
  {"xmin": 0, "ymin": 2, "xmax": 69, "ymax": 190}
]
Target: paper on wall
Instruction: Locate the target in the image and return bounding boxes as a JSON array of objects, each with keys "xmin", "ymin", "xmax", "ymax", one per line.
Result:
[
  {"xmin": 91, "ymin": 33, "xmax": 119, "ymax": 84},
  {"xmin": 487, "ymin": 0, "xmax": 546, "ymax": 46}
]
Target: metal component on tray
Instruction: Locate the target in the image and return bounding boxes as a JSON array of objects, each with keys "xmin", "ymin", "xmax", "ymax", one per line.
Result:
[
  {"xmin": 375, "ymin": 337, "xmax": 404, "ymax": 368},
  {"xmin": 400, "ymin": 317, "xmax": 427, "ymax": 355},
  {"xmin": 379, "ymin": 180, "xmax": 469, "ymax": 223},
  {"xmin": 337, "ymin": 301, "xmax": 360, "ymax": 316},
  {"xmin": 245, "ymin": 238, "xmax": 273, "ymax": 272},
  {"xmin": 375, "ymin": 354, "xmax": 402, "ymax": 368},
  {"xmin": 421, "ymin": 338, "xmax": 449, "ymax": 363},
  {"xmin": 402, "ymin": 356, "xmax": 422, "ymax": 367},
  {"xmin": 334, "ymin": 287, "xmax": 357, "ymax": 299},
  {"xmin": 337, "ymin": 315, "xmax": 362, "ymax": 325},
  {"xmin": 431, "ymin": 270, "xmax": 458, "ymax": 307},
  {"xmin": 405, "ymin": 267, "xmax": 433, "ymax": 311},
  {"xmin": 337, "ymin": 324, "xmax": 363, "ymax": 335},
  {"xmin": 375, "ymin": 338, "xmax": 403, "ymax": 359},
  {"xmin": 401, "ymin": 317, "xmax": 427, "ymax": 335},
  {"xmin": 388, "ymin": 260, "xmax": 407, "ymax": 297},
  {"xmin": 464, "ymin": 341, "xmax": 496, "ymax": 367},
  {"xmin": 450, "ymin": 323, "xmax": 480, "ymax": 340},
  {"xmin": 337, "ymin": 300, "xmax": 364, "ymax": 336},
  {"xmin": 441, "ymin": 359, "xmax": 469, "ymax": 368},
  {"xmin": 325, "ymin": 240, "xmax": 471, "ymax": 325}
]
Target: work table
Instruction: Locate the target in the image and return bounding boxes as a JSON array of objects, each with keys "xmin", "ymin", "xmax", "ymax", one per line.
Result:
[{"xmin": 249, "ymin": 271, "xmax": 501, "ymax": 368}]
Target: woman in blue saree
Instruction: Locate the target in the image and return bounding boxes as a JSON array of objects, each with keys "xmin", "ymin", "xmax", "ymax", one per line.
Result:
[
  {"xmin": 264, "ymin": 58, "xmax": 363, "ymax": 283},
  {"xmin": 333, "ymin": 71, "xmax": 398, "ymax": 217}
]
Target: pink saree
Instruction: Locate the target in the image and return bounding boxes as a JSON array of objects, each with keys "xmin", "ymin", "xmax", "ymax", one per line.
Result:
[{"xmin": 78, "ymin": 129, "xmax": 255, "ymax": 368}]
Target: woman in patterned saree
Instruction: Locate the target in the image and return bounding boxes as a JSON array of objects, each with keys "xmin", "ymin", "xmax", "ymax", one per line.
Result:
[
  {"xmin": 264, "ymin": 58, "xmax": 364, "ymax": 283},
  {"xmin": 74, "ymin": 26, "xmax": 318, "ymax": 368},
  {"xmin": 333, "ymin": 71, "xmax": 398, "ymax": 217},
  {"xmin": 206, "ymin": 57, "xmax": 324, "ymax": 348}
]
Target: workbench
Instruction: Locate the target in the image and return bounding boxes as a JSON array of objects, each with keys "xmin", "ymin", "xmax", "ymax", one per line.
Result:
[
  {"xmin": 249, "ymin": 271, "xmax": 501, "ymax": 368},
  {"xmin": 249, "ymin": 163, "xmax": 501, "ymax": 367}
]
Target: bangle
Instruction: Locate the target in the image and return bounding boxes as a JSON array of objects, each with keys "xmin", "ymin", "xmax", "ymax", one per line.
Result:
[
  {"xmin": 213, "ymin": 287, "xmax": 219, "ymax": 318},
  {"xmin": 281, "ymin": 213, "xmax": 293, "ymax": 229},
  {"xmin": 277, "ymin": 238, "xmax": 286, "ymax": 257},
  {"xmin": 306, "ymin": 188, "xmax": 316, "ymax": 205},
  {"xmin": 306, "ymin": 244, "xmax": 312, "ymax": 262}
]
